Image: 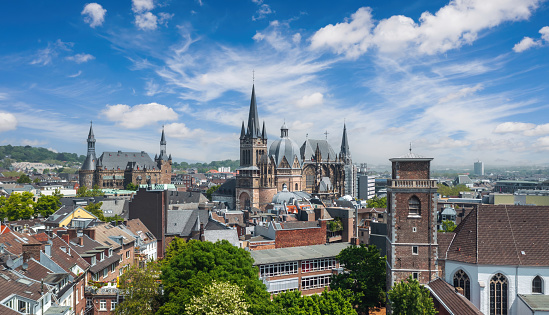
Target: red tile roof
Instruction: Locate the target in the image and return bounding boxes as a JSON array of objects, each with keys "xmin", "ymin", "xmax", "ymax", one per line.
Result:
[{"xmin": 428, "ymin": 278, "xmax": 482, "ymax": 315}]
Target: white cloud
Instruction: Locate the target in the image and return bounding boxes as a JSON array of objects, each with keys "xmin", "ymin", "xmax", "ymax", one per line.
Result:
[
  {"xmin": 82, "ymin": 3, "xmax": 106, "ymax": 28},
  {"xmin": 30, "ymin": 39, "xmax": 73, "ymax": 66},
  {"xmin": 164, "ymin": 122, "xmax": 202, "ymax": 139},
  {"xmin": 524, "ymin": 124, "xmax": 549, "ymax": 136},
  {"xmin": 132, "ymin": 0, "xmax": 154, "ymax": 13},
  {"xmin": 439, "ymin": 84, "xmax": 483, "ymax": 103},
  {"xmin": 541, "ymin": 26, "xmax": 549, "ymax": 42},
  {"xmin": 158, "ymin": 12, "xmax": 174, "ymax": 26},
  {"xmin": 102, "ymin": 103, "xmax": 178, "ymax": 128},
  {"xmin": 493, "ymin": 122, "xmax": 536, "ymax": 133},
  {"xmin": 513, "ymin": 37, "xmax": 541, "ymax": 52},
  {"xmin": 21, "ymin": 139, "xmax": 46, "ymax": 146},
  {"xmin": 311, "ymin": 0, "xmax": 542, "ymax": 58},
  {"xmin": 0, "ymin": 112, "xmax": 17, "ymax": 132},
  {"xmin": 296, "ymin": 92, "xmax": 324, "ymax": 108},
  {"xmin": 429, "ymin": 137, "xmax": 471, "ymax": 149},
  {"xmin": 253, "ymin": 3, "xmax": 273, "ymax": 21},
  {"xmin": 289, "ymin": 120, "xmax": 313, "ymax": 131},
  {"xmin": 0, "ymin": 92, "xmax": 9, "ymax": 100},
  {"xmin": 68, "ymin": 70, "xmax": 83, "ymax": 78},
  {"xmin": 135, "ymin": 12, "xmax": 158, "ymax": 30},
  {"xmin": 292, "ymin": 33, "xmax": 301, "ymax": 44},
  {"xmin": 66, "ymin": 53, "xmax": 95, "ymax": 63}
]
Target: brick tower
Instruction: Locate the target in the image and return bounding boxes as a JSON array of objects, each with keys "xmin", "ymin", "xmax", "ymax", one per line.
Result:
[
  {"xmin": 155, "ymin": 127, "xmax": 172, "ymax": 184},
  {"xmin": 236, "ymin": 85, "xmax": 267, "ymax": 210},
  {"xmin": 386, "ymin": 149, "xmax": 438, "ymax": 288}
]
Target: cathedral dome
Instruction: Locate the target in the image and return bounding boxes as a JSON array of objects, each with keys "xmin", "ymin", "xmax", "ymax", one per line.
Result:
[{"xmin": 269, "ymin": 124, "xmax": 302, "ymax": 168}]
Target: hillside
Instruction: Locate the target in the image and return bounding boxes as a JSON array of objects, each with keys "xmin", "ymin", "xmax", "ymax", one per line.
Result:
[{"xmin": 0, "ymin": 145, "xmax": 85, "ymax": 165}]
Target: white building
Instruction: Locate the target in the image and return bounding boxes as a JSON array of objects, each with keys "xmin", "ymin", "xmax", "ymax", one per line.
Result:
[
  {"xmin": 474, "ymin": 160, "xmax": 484, "ymax": 176},
  {"xmin": 441, "ymin": 205, "xmax": 549, "ymax": 315}
]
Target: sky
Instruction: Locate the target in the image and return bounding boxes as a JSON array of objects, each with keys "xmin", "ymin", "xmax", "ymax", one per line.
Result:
[{"xmin": 1, "ymin": 0, "xmax": 549, "ymax": 167}]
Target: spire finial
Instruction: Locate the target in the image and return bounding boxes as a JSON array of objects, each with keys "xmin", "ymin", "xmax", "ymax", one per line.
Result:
[
  {"xmin": 409, "ymin": 142, "xmax": 412, "ymax": 153},
  {"xmin": 324, "ymin": 130, "xmax": 329, "ymax": 140},
  {"xmin": 252, "ymin": 69, "xmax": 255, "ymax": 83}
]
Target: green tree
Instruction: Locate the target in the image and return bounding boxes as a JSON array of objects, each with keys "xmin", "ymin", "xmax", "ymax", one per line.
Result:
[
  {"xmin": 114, "ymin": 262, "xmax": 161, "ymax": 315},
  {"xmin": 0, "ymin": 192, "xmax": 36, "ymax": 220},
  {"xmin": 439, "ymin": 220, "xmax": 456, "ymax": 232},
  {"xmin": 126, "ymin": 182, "xmax": 138, "ymax": 191},
  {"xmin": 388, "ymin": 276, "xmax": 437, "ymax": 315},
  {"xmin": 437, "ymin": 184, "xmax": 470, "ymax": 197},
  {"xmin": 184, "ymin": 280, "xmax": 250, "ymax": 315},
  {"xmin": 17, "ymin": 174, "xmax": 32, "ymax": 184},
  {"xmin": 158, "ymin": 240, "xmax": 275, "ymax": 315},
  {"xmin": 77, "ymin": 185, "xmax": 104, "ymax": 197},
  {"xmin": 35, "ymin": 194, "xmax": 62, "ymax": 217},
  {"xmin": 366, "ymin": 196, "xmax": 386, "ymax": 208},
  {"xmin": 85, "ymin": 202, "xmax": 105, "ymax": 221},
  {"xmin": 205, "ymin": 185, "xmax": 221, "ymax": 201},
  {"xmin": 273, "ymin": 289, "xmax": 357, "ymax": 315},
  {"xmin": 330, "ymin": 244, "xmax": 386, "ymax": 314}
]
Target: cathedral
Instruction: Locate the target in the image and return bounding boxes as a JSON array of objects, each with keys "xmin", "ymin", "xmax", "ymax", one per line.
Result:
[
  {"xmin": 79, "ymin": 123, "xmax": 172, "ymax": 189},
  {"xmin": 236, "ymin": 85, "xmax": 353, "ymax": 210}
]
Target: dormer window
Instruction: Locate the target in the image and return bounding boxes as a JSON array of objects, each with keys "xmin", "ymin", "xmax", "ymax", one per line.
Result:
[
  {"xmin": 100, "ymin": 252, "xmax": 105, "ymax": 261},
  {"xmin": 108, "ymin": 248, "xmax": 113, "ymax": 257}
]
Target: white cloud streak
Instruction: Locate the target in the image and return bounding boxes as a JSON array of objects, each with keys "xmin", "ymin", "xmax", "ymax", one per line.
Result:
[{"xmin": 66, "ymin": 53, "xmax": 95, "ymax": 63}]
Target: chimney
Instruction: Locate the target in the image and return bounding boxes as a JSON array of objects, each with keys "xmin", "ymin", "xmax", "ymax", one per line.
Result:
[
  {"xmin": 83, "ymin": 228, "xmax": 96, "ymax": 240},
  {"xmin": 79, "ymin": 237, "xmax": 84, "ymax": 246},
  {"xmin": 22, "ymin": 243, "xmax": 43, "ymax": 262},
  {"xmin": 68, "ymin": 229, "xmax": 77, "ymax": 240},
  {"xmin": 44, "ymin": 243, "xmax": 51, "ymax": 257},
  {"xmin": 62, "ymin": 233, "xmax": 70, "ymax": 244}
]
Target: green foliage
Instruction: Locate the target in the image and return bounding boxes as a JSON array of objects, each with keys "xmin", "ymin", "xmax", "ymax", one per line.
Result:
[
  {"xmin": 205, "ymin": 185, "xmax": 220, "ymax": 201},
  {"xmin": 104, "ymin": 215, "xmax": 125, "ymax": 223},
  {"xmin": 439, "ymin": 220, "xmax": 456, "ymax": 233},
  {"xmin": 35, "ymin": 194, "xmax": 62, "ymax": 218},
  {"xmin": 366, "ymin": 196, "xmax": 387, "ymax": 208},
  {"xmin": 327, "ymin": 218, "xmax": 343, "ymax": 232},
  {"xmin": 0, "ymin": 192, "xmax": 36, "ymax": 221},
  {"xmin": 76, "ymin": 185, "xmax": 104, "ymax": 197},
  {"xmin": 17, "ymin": 174, "xmax": 32, "ymax": 184},
  {"xmin": 0, "ymin": 145, "xmax": 85, "ymax": 163},
  {"xmin": 158, "ymin": 240, "xmax": 274, "ymax": 315},
  {"xmin": 184, "ymin": 280, "xmax": 250, "ymax": 315},
  {"xmin": 388, "ymin": 276, "xmax": 437, "ymax": 315},
  {"xmin": 330, "ymin": 244, "xmax": 386, "ymax": 314},
  {"xmin": 437, "ymin": 184, "xmax": 470, "ymax": 197},
  {"xmin": 1, "ymin": 171, "xmax": 23, "ymax": 177},
  {"xmin": 172, "ymin": 160, "xmax": 240, "ymax": 173},
  {"xmin": 85, "ymin": 202, "xmax": 105, "ymax": 221},
  {"xmin": 126, "ymin": 182, "xmax": 138, "ymax": 191},
  {"xmin": 114, "ymin": 262, "xmax": 161, "ymax": 315},
  {"xmin": 273, "ymin": 289, "xmax": 357, "ymax": 315},
  {"xmin": 163, "ymin": 237, "xmax": 187, "ymax": 265}
]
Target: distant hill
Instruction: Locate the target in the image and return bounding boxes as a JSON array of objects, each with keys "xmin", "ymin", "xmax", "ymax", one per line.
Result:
[
  {"xmin": 0, "ymin": 145, "xmax": 85, "ymax": 164},
  {"xmin": 173, "ymin": 159, "xmax": 240, "ymax": 173}
]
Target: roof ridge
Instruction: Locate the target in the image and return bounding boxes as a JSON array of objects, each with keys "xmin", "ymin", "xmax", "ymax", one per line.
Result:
[{"xmin": 504, "ymin": 204, "xmax": 522, "ymax": 265}]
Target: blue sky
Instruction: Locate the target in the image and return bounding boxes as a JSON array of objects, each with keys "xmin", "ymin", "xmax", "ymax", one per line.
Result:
[{"xmin": 1, "ymin": 0, "xmax": 549, "ymax": 166}]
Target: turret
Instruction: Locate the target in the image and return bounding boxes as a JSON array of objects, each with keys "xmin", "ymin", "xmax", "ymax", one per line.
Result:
[
  {"xmin": 81, "ymin": 122, "xmax": 97, "ymax": 171},
  {"xmin": 159, "ymin": 126, "xmax": 168, "ymax": 161}
]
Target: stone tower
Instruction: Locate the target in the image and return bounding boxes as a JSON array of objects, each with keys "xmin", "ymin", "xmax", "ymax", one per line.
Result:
[
  {"xmin": 155, "ymin": 127, "xmax": 172, "ymax": 184},
  {"xmin": 236, "ymin": 85, "xmax": 267, "ymax": 210},
  {"xmin": 79, "ymin": 122, "xmax": 97, "ymax": 188},
  {"xmin": 386, "ymin": 151, "xmax": 438, "ymax": 288},
  {"xmin": 340, "ymin": 123, "xmax": 352, "ymax": 165}
]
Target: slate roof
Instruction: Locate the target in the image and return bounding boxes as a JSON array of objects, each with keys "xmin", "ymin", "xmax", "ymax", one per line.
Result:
[
  {"xmin": 340, "ymin": 123, "xmax": 350, "ymax": 156},
  {"xmin": 427, "ymin": 278, "xmax": 482, "ymax": 315},
  {"xmin": 518, "ymin": 294, "xmax": 549, "ymax": 311},
  {"xmin": 166, "ymin": 209, "xmax": 209, "ymax": 236},
  {"xmin": 50, "ymin": 236, "xmax": 90, "ymax": 274},
  {"xmin": 167, "ymin": 190, "xmax": 208, "ymax": 204},
  {"xmin": 301, "ymin": 139, "xmax": 337, "ymax": 161},
  {"xmin": 97, "ymin": 151, "xmax": 157, "ymax": 170},
  {"xmin": 269, "ymin": 131, "xmax": 302, "ymax": 168},
  {"xmin": 245, "ymin": 85, "xmax": 263, "ymax": 139},
  {"xmin": 251, "ymin": 242, "xmax": 350, "ymax": 265},
  {"xmin": 445, "ymin": 205, "xmax": 549, "ymax": 266},
  {"xmin": 45, "ymin": 205, "xmax": 98, "ymax": 226}
]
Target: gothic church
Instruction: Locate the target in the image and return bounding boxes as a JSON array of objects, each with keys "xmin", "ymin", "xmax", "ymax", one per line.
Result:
[{"xmin": 236, "ymin": 85, "xmax": 352, "ymax": 210}]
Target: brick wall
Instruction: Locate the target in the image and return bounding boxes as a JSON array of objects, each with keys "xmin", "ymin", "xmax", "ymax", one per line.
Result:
[
  {"xmin": 129, "ymin": 188, "xmax": 165, "ymax": 258},
  {"xmin": 275, "ymin": 220, "xmax": 327, "ymax": 248},
  {"xmin": 392, "ymin": 161, "xmax": 430, "ymax": 180}
]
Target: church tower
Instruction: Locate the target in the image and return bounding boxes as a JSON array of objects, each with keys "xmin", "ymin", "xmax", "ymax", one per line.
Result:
[
  {"xmin": 236, "ymin": 85, "xmax": 268, "ymax": 210},
  {"xmin": 79, "ymin": 122, "xmax": 97, "ymax": 188},
  {"xmin": 340, "ymin": 123, "xmax": 352, "ymax": 165},
  {"xmin": 156, "ymin": 127, "xmax": 172, "ymax": 184},
  {"xmin": 386, "ymin": 150, "xmax": 438, "ymax": 288},
  {"xmin": 340, "ymin": 123, "xmax": 356, "ymax": 197}
]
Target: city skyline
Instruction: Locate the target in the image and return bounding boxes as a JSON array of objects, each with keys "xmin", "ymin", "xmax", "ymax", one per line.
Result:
[{"xmin": 1, "ymin": 0, "xmax": 549, "ymax": 165}]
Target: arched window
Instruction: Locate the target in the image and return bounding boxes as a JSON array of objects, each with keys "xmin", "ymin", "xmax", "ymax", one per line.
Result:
[
  {"xmin": 295, "ymin": 183, "xmax": 298, "ymax": 191},
  {"xmin": 533, "ymin": 276, "xmax": 543, "ymax": 294},
  {"xmin": 453, "ymin": 270, "xmax": 471, "ymax": 300},
  {"xmin": 490, "ymin": 273, "xmax": 508, "ymax": 315},
  {"xmin": 408, "ymin": 196, "xmax": 421, "ymax": 215}
]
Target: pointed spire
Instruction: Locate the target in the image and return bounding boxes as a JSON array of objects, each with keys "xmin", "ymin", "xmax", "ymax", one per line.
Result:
[
  {"xmin": 246, "ymin": 85, "xmax": 261, "ymax": 138},
  {"xmin": 161, "ymin": 126, "xmax": 166, "ymax": 145},
  {"xmin": 340, "ymin": 123, "xmax": 351, "ymax": 165},
  {"xmin": 159, "ymin": 127, "xmax": 168, "ymax": 161},
  {"xmin": 82, "ymin": 121, "xmax": 97, "ymax": 171},
  {"xmin": 262, "ymin": 121, "xmax": 267, "ymax": 140},
  {"xmin": 240, "ymin": 121, "xmax": 246, "ymax": 140},
  {"xmin": 88, "ymin": 121, "xmax": 96, "ymax": 142},
  {"xmin": 168, "ymin": 154, "xmax": 172, "ymax": 160}
]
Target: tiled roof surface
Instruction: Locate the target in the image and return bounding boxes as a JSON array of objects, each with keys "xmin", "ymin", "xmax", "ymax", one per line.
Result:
[
  {"xmin": 428, "ymin": 278, "xmax": 482, "ymax": 315},
  {"xmin": 15, "ymin": 258, "xmax": 53, "ymax": 282},
  {"xmin": 436, "ymin": 232, "xmax": 455, "ymax": 260},
  {"xmin": 92, "ymin": 223, "xmax": 136, "ymax": 249},
  {"xmin": 446, "ymin": 205, "xmax": 549, "ymax": 265},
  {"xmin": 0, "ymin": 231, "xmax": 40, "ymax": 255},
  {"xmin": 50, "ymin": 236, "xmax": 90, "ymax": 273},
  {"xmin": 0, "ymin": 270, "xmax": 45, "ymax": 302}
]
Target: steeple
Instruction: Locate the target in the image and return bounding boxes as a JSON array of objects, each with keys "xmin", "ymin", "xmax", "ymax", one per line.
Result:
[
  {"xmin": 280, "ymin": 121, "xmax": 288, "ymax": 138},
  {"xmin": 340, "ymin": 123, "xmax": 351, "ymax": 165},
  {"xmin": 81, "ymin": 122, "xmax": 97, "ymax": 171},
  {"xmin": 159, "ymin": 126, "xmax": 168, "ymax": 161},
  {"xmin": 262, "ymin": 121, "xmax": 267, "ymax": 140},
  {"xmin": 240, "ymin": 122, "xmax": 246, "ymax": 140},
  {"xmin": 246, "ymin": 85, "xmax": 261, "ymax": 138}
]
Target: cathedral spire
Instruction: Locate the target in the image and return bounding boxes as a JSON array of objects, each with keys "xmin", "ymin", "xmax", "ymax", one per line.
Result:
[
  {"xmin": 340, "ymin": 123, "xmax": 351, "ymax": 165},
  {"xmin": 240, "ymin": 121, "xmax": 246, "ymax": 140},
  {"xmin": 262, "ymin": 121, "xmax": 267, "ymax": 140},
  {"xmin": 246, "ymin": 84, "xmax": 261, "ymax": 138},
  {"xmin": 82, "ymin": 122, "xmax": 97, "ymax": 171},
  {"xmin": 159, "ymin": 126, "xmax": 168, "ymax": 160}
]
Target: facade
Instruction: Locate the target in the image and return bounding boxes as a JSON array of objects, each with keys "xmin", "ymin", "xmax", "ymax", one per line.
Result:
[
  {"xmin": 473, "ymin": 160, "xmax": 484, "ymax": 176},
  {"xmin": 235, "ymin": 85, "xmax": 350, "ymax": 210},
  {"xmin": 358, "ymin": 174, "xmax": 376, "ymax": 200},
  {"xmin": 79, "ymin": 124, "xmax": 172, "ymax": 190},
  {"xmin": 386, "ymin": 151, "xmax": 438, "ymax": 288},
  {"xmin": 250, "ymin": 242, "xmax": 349, "ymax": 295}
]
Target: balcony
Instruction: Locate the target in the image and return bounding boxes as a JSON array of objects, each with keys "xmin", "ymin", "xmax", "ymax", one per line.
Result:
[{"xmin": 388, "ymin": 179, "xmax": 437, "ymax": 189}]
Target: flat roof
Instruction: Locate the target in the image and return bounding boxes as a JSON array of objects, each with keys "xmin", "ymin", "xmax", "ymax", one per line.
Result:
[
  {"xmin": 251, "ymin": 242, "xmax": 351, "ymax": 265},
  {"xmin": 519, "ymin": 294, "xmax": 549, "ymax": 311}
]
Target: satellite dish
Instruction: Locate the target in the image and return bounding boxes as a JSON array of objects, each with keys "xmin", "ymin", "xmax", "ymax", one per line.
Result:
[
  {"xmin": 22, "ymin": 262, "xmax": 28, "ymax": 271},
  {"xmin": 6, "ymin": 257, "xmax": 14, "ymax": 269}
]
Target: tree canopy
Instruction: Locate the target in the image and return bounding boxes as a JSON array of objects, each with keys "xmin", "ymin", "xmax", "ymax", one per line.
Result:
[
  {"xmin": 0, "ymin": 192, "xmax": 35, "ymax": 221},
  {"xmin": 77, "ymin": 185, "xmax": 104, "ymax": 197},
  {"xmin": 273, "ymin": 289, "xmax": 357, "ymax": 315},
  {"xmin": 16, "ymin": 174, "xmax": 32, "ymax": 184},
  {"xmin": 388, "ymin": 276, "xmax": 437, "ymax": 315},
  {"xmin": 158, "ymin": 239, "xmax": 274, "ymax": 315},
  {"xmin": 85, "ymin": 202, "xmax": 105, "ymax": 221},
  {"xmin": 330, "ymin": 244, "xmax": 386, "ymax": 314},
  {"xmin": 205, "ymin": 185, "xmax": 220, "ymax": 201},
  {"xmin": 366, "ymin": 196, "xmax": 386, "ymax": 208},
  {"xmin": 437, "ymin": 184, "xmax": 470, "ymax": 197},
  {"xmin": 35, "ymin": 194, "xmax": 62, "ymax": 218},
  {"xmin": 126, "ymin": 182, "xmax": 138, "ymax": 191},
  {"xmin": 0, "ymin": 145, "xmax": 85, "ymax": 163},
  {"xmin": 114, "ymin": 262, "xmax": 162, "ymax": 315},
  {"xmin": 184, "ymin": 280, "xmax": 250, "ymax": 315}
]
